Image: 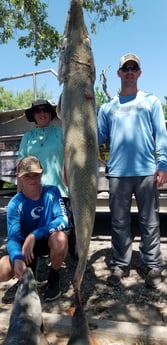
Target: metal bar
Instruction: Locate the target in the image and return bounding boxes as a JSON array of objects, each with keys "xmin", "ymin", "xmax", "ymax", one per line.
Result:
[{"xmin": 0, "ymin": 69, "xmax": 58, "ymax": 83}]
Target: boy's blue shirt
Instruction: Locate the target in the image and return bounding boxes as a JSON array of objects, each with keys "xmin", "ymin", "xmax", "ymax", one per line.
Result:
[
  {"xmin": 7, "ymin": 185, "xmax": 69, "ymax": 264},
  {"xmin": 98, "ymin": 91, "xmax": 167, "ymax": 176}
]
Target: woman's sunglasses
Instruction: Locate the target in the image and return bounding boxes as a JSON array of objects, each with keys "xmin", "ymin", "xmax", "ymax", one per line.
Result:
[{"xmin": 34, "ymin": 107, "xmax": 50, "ymax": 113}]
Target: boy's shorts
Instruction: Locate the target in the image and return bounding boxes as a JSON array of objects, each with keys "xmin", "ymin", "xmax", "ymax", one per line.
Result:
[{"xmin": 33, "ymin": 237, "xmax": 50, "ymax": 257}]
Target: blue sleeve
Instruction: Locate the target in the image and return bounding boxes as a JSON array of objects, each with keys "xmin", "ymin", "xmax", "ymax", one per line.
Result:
[
  {"xmin": 97, "ymin": 103, "xmax": 110, "ymax": 145},
  {"xmin": 7, "ymin": 197, "xmax": 24, "ymax": 264},
  {"xmin": 32, "ymin": 187, "xmax": 69, "ymax": 239},
  {"xmin": 151, "ymin": 98, "xmax": 167, "ymax": 171}
]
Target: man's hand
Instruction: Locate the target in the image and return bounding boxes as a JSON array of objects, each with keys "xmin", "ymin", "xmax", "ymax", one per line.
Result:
[
  {"xmin": 155, "ymin": 170, "xmax": 167, "ymax": 188},
  {"xmin": 14, "ymin": 259, "xmax": 26, "ymax": 280},
  {"xmin": 22, "ymin": 233, "xmax": 36, "ymax": 265}
]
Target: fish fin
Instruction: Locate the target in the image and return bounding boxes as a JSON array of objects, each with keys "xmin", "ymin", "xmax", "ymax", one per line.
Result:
[
  {"xmin": 68, "ymin": 306, "xmax": 76, "ymax": 316},
  {"xmin": 89, "ymin": 335, "xmax": 99, "ymax": 345}
]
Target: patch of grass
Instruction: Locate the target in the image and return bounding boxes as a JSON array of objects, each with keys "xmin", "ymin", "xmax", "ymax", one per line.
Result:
[{"xmin": 3, "ymin": 182, "xmax": 16, "ymax": 189}]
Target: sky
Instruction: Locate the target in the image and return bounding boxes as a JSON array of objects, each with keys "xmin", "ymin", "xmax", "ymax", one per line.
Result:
[{"xmin": 1, "ymin": 0, "xmax": 167, "ymax": 105}]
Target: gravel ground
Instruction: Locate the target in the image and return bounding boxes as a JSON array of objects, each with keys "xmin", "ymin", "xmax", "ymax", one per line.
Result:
[
  {"xmin": 1, "ymin": 235, "xmax": 167, "ymax": 345},
  {"xmin": 1, "ymin": 192, "xmax": 167, "ymax": 344},
  {"xmin": 1, "ymin": 224, "xmax": 167, "ymax": 327}
]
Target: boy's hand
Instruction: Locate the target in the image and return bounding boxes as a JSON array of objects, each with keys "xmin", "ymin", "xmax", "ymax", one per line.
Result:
[
  {"xmin": 14, "ymin": 259, "xmax": 26, "ymax": 280},
  {"xmin": 22, "ymin": 234, "xmax": 36, "ymax": 265}
]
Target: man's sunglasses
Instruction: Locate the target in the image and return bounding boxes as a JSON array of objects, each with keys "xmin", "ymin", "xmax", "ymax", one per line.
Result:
[
  {"xmin": 34, "ymin": 107, "xmax": 50, "ymax": 114},
  {"xmin": 121, "ymin": 65, "xmax": 140, "ymax": 73}
]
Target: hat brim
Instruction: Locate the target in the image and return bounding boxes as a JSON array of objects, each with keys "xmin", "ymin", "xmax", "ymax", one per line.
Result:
[
  {"xmin": 18, "ymin": 169, "xmax": 43, "ymax": 177},
  {"xmin": 25, "ymin": 103, "xmax": 57, "ymax": 122},
  {"xmin": 120, "ymin": 59, "xmax": 140, "ymax": 68}
]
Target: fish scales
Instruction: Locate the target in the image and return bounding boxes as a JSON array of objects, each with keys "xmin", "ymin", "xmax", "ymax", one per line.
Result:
[
  {"xmin": 3, "ymin": 268, "xmax": 47, "ymax": 345},
  {"xmin": 58, "ymin": 0, "xmax": 98, "ymax": 295}
]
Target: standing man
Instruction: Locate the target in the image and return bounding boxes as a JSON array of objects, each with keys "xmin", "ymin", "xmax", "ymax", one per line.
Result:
[
  {"xmin": 98, "ymin": 53, "xmax": 167, "ymax": 288},
  {"xmin": 0, "ymin": 156, "xmax": 69, "ymax": 301}
]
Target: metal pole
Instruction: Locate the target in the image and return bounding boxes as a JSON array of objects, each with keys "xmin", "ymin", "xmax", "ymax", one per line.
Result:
[{"xmin": 33, "ymin": 73, "xmax": 37, "ymax": 100}]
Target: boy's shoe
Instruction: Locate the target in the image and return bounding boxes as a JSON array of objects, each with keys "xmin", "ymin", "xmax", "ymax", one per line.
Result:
[
  {"xmin": 44, "ymin": 268, "xmax": 61, "ymax": 302},
  {"xmin": 108, "ymin": 266, "xmax": 129, "ymax": 286},
  {"xmin": 145, "ymin": 269, "xmax": 162, "ymax": 288},
  {"xmin": 44, "ymin": 282, "xmax": 61, "ymax": 302}
]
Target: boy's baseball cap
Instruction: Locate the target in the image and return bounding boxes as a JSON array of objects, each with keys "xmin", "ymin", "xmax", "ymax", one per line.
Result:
[{"xmin": 17, "ymin": 156, "xmax": 43, "ymax": 177}]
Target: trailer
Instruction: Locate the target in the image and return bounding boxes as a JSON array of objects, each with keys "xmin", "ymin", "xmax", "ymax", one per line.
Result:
[
  {"xmin": 0, "ymin": 69, "xmax": 59, "ymax": 187},
  {"xmin": 0, "ymin": 105, "xmax": 61, "ymax": 186},
  {"xmin": 0, "ymin": 68, "xmax": 108, "ymax": 192}
]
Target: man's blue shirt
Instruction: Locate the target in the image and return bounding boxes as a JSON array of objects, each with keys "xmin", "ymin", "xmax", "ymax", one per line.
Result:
[{"xmin": 98, "ymin": 91, "xmax": 167, "ymax": 176}]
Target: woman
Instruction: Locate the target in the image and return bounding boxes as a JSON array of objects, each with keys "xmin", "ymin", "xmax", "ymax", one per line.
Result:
[{"xmin": 18, "ymin": 99, "xmax": 68, "ymax": 198}]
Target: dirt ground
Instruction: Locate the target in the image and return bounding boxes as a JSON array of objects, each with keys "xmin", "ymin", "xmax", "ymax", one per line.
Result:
[{"xmin": 1, "ymin": 191, "xmax": 167, "ymax": 344}]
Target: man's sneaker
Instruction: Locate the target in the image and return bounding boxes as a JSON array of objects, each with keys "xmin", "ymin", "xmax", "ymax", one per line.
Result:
[
  {"xmin": 44, "ymin": 268, "xmax": 61, "ymax": 302},
  {"xmin": 108, "ymin": 266, "xmax": 129, "ymax": 286},
  {"xmin": 145, "ymin": 269, "xmax": 162, "ymax": 288}
]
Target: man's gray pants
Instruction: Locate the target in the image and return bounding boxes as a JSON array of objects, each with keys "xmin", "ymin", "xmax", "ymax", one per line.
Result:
[{"xmin": 109, "ymin": 176, "xmax": 162, "ymax": 270}]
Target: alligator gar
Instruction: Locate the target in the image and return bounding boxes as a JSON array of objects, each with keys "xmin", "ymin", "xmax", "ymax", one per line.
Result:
[
  {"xmin": 3, "ymin": 267, "xmax": 47, "ymax": 345},
  {"xmin": 58, "ymin": 0, "xmax": 98, "ymax": 301}
]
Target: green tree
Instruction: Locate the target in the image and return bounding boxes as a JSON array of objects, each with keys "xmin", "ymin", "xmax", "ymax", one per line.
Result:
[
  {"xmin": 95, "ymin": 86, "xmax": 108, "ymax": 106},
  {"xmin": 0, "ymin": 0, "xmax": 134, "ymax": 65},
  {"xmin": 0, "ymin": 85, "xmax": 51, "ymax": 111}
]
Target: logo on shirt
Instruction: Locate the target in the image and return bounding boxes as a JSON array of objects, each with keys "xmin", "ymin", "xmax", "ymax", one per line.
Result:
[{"xmin": 31, "ymin": 206, "xmax": 44, "ymax": 220}]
